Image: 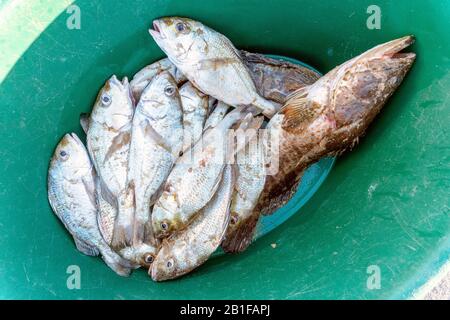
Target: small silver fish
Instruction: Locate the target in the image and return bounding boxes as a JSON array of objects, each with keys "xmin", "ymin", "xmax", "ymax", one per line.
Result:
[
  {"xmin": 151, "ymin": 108, "xmax": 259, "ymax": 238},
  {"xmin": 48, "ymin": 133, "xmax": 132, "ymax": 276},
  {"xmin": 86, "ymin": 75, "xmax": 135, "ymax": 250},
  {"xmin": 149, "ymin": 17, "xmax": 278, "ymax": 117},
  {"xmin": 221, "ymin": 132, "xmax": 266, "ymax": 253},
  {"xmin": 128, "ymin": 71, "xmax": 183, "ymax": 247},
  {"xmin": 179, "ymin": 82, "xmax": 209, "ymax": 152},
  {"xmin": 151, "ymin": 165, "xmax": 235, "ymax": 281},
  {"xmin": 130, "ymin": 58, "xmax": 187, "ymax": 101}
]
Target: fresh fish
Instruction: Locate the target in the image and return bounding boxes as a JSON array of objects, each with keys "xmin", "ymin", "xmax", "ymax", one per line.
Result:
[
  {"xmin": 151, "ymin": 107, "xmax": 261, "ymax": 238},
  {"xmin": 257, "ymin": 36, "xmax": 416, "ymax": 217},
  {"xmin": 179, "ymin": 82, "xmax": 209, "ymax": 152},
  {"xmin": 221, "ymin": 132, "xmax": 266, "ymax": 253},
  {"xmin": 222, "ymin": 36, "xmax": 416, "ymax": 253},
  {"xmin": 48, "ymin": 133, "xmax": 132, "ymax": 276},
  {"xmin": 240, "ymin": 51, "xmax": 321, "ymax": 104},
  {"xmin": 203, "ymin": 101, "xmax": 230, "ymax": 131},
  {"xmin": 149, "ymin": 17, "xmax": 279, "ymax": 118},
  {"xmin": 151, "ymin": 165, "xmax": 235, "ymax": 281},
  {"xmin": 130, "ymin": 58, "xmax": 187, "ymax": 101},
  {"xmin": 95, "ymin": 177, "xmax": 156, "ymax": 268},
  {"xmin": 128, "ymin": 71, "xmax": 183, "ymax": 247},
  {"xmin": 86, "ymin": 75, "xmax": 135, "ymax": 250}
]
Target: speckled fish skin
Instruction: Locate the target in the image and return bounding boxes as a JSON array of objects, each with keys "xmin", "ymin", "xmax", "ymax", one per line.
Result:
[
  {"xmin": 151, "ymin": 165, "xmax": 235, "ymax": 281},
  {"xmin": 203, "ymin": 101, "xmax": 230, "ymax": 131},
  {"xmin": 128, "ymin": 71, "xmax": 183, "ymax": 248},
  {"xmin": 48, "ymin": 133, "xmax": 131, "ymax": 276},
  {"xmin": 130, "ymin": 58, "xmax": 187, "ymax": 101},
  {"xmin": 179, "ymin": 82, "xmax": 209, "ymax": 152},
  {"xmin": 149, "ymin": 17, "xmax": 278, "ymax": 118},
  {"xmin": 240, "ymin": 51, "xmax": 321, "ymax": 104},
  {"xmin": 221, "ymin": 132, "xmax": 266, "ymax": 253},
  {"xmin": 151, "ymin": 107, "xmax": 254, "ymax": 238},
  {"xmin": 86, "ymin": 75, "xmax": 135, "ymax": 250},
  {"xmin": 95, "ymin": 176, "xmax": 115, "ymax": 245},
  {"xmin": 257, "ymin": 36, "xmax": 416, "ymax": 217}
]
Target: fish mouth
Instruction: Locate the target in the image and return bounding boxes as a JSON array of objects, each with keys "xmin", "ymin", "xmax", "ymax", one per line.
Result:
[
  {"xmin": 149, "ymin": 20, "xmax": 166, "ymax": 40},
  {"xmin": 367, "ymin": 35, "xmax": 416, "ymax": 59},
  {"xmin": 68, "ymin": 132, "xmax": 84, "ymax": 148}
]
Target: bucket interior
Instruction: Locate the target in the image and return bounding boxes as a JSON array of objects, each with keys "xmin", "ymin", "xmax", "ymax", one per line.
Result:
[{"xmin": 0, "ymin": 0, "xmax": 449, "ymax": 299}]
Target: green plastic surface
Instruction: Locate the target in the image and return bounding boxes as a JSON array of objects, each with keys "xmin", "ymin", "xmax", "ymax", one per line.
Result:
[{"xmin": 0, "ymin": 0, "xmax": 449, "ymax": 299}]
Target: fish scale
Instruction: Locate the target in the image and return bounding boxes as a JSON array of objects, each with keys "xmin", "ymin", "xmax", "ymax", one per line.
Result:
[{"xmin": 151, "ymin": 165, "xmax": 235, "ymax": 281}]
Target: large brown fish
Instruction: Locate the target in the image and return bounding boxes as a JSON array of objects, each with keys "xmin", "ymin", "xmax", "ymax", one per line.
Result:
[{"xmin": 224, "ymin": 36, "xmax": 416, "ymax": 253}]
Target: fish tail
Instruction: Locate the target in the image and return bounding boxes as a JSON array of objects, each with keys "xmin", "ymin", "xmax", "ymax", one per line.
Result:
[
  {"xmin": 98, "ymin": 243, "xmax": 133, "ymax": 277},
  {"xmin": 110, "ymin": 186, "xmax": 135, "ymax": 251},
  {"xmin": 253, "ymin": 95, "xmax": 280, "ymax": 118}
]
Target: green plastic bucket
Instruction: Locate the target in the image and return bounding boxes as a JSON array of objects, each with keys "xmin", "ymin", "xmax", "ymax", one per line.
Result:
[{"xmin": 0, "ymin": 0, "xmax": 449, "ymax": 299}]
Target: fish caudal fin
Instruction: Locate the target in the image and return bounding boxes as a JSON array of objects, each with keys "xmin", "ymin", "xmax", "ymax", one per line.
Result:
[
  {"xmin": 110, "ymin": 185, "xmax": 135, "ymax": 251},
  {"xmin": 98, "ymin": 244, "xmax": 132, "ymax": 277},
  {"xmin": 253, "ymin": 95, "xmax": 280, "ymax": 118}
]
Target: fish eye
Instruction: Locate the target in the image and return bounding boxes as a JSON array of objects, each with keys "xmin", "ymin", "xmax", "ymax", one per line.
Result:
[
  {"xmin": 164, "ymin": 85, "xmax": 176, "ymax": 96},
  {"xmin": 100, "ymin": 93, "xmax": 112, "ymax": 106},
  {"xmin": 59, "ymin": 150, "xmax": 69, "ymax": 161},
  {"xmin": 230, "ymin": 215, "xmax": 238, "ymax": 225},
  {"xmin": 161, "ymin": 221, "xmax": 169, "ymax": 231},
  {"xmin": 175, "ymin": 22, "xmax": 186, "ymax": 33},
  {"xmin": 143, "ymin": 253, "xmax": 154, "ymax": 264}
]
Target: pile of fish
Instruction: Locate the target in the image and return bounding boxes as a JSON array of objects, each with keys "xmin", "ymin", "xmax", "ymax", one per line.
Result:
[{"xmin": 48, "ymin": 17, "xmax": 416, "ymax": 281}]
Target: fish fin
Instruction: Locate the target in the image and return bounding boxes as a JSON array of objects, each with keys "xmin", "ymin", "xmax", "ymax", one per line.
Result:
[
  {"xmin": 99, "ymin": 177, "xmax": 117, "ymax": 208},
  {"xmin": 73, "ymin": 237, "xmax": 99, "ymax": 256},
  {"xmin": 281, "ymin": 87, "xmax": 317, "ymax": 130},
  {"xmin": 103, "ymin": 130, "xmax": 131, "ymax": 164},
  {"xmin": 261, "ymin": 171, "xmax": 304, "ymax": 216},
  {"xmin": 79, "ymin": 113, "xmax": 90, "ymax": 134},
  {"xmin": 140, "ymin": 119, "xmax": 175, "ymax": 156},
  {"xmin": 110, "ymin": 183, "xmax": 135, "ymax": 251},
  {"xmin": 221, "ymin": 209, "xmax": 260, "ymax": 253},
  {"xmin": 98, "ymin": 244, "xmax": 132, "ymax": 277},
  {"xmin": 81, "ymin": 176, "xmax": 97, "ymax": 209}
]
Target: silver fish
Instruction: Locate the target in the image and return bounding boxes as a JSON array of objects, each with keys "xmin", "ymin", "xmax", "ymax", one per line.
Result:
[
  {"xmin": 221, "ymin": 131, "xmax": 266, "ymax": 253},
  {"xmin": 128, "ymin": 71, "xmax": 183, "ymax": 247},
  {"xmin": 151, "ymin": 107, "xmax": 259, "ymax": 238},
  {"xmin": 151, "ymin": 165, "xmax": 235, "ymax": 281},
  {"xmin": 130, "ymin": 58, "xmax": 187, "ymax": 101},
  {"xmin": 48, "ymin": 133, "xmax": 132, "ymax": 276},
  {"xmin": 179, "ymin": 82, "xmax": 209, "ymax": 152},
  {"xmin": 86, "ymin": 75, "xmax": 135, "ymax": 251},
  {"xmin": 149, "ymin": 17, "xmax": 278, "ymax": 118}
]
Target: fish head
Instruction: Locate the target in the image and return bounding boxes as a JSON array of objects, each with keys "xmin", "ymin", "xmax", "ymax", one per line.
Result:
[
  {"xmin": 50, "ymin": 133, "xmax": 92, "ymax": 180},
  {"xmin": 149, "ymin": 244, "xmax": 181, "ymax": 281},
  {"xmin": 149, "ymin": 17, "xmax": 209, "ymax": 64},
  {"xmin": 139, "ymin": 71, "xmax": 180, "ymax": 119},
  {"xmin": 329, "ymin": 35, "xmax": 416, "ymax": 129},
  {"xmin": 90, "ymin": 75, "xmax": 135, "ymax": 131},
  {"xmin": 151, "ymin": 194, "xmax": 184, "ymax": 238},
  {"xmin": 282, "ymin": 36, "xmax": 416, "ymax": 152},
  {"xmin": 120, "ymin": 243, "xmax": 159, "ymax": 269}
]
